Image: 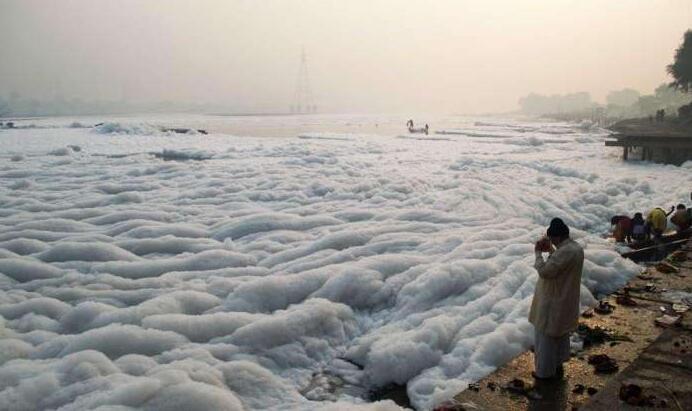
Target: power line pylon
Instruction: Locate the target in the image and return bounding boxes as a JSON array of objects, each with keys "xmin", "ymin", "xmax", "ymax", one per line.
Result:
[{"xmin": 290, "ymin": 49, "xmax": 317, "ymax": 114}]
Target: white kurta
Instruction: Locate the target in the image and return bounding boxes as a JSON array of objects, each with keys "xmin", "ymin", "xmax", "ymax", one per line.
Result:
[
  {"xmin": 530, "ymin": 238, "xmax": 584, "ymax": 377},
  {"xmin": 529, "ymin": 238, "xmax": 584, "ymax": 337},
  {"xmin": 533, "ymin": 329, "xmax": 570, "ymax": 378}
]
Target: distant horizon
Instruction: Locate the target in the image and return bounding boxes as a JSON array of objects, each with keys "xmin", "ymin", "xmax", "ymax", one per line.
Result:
[
  {"xmin": 1, "ymin": 109, "xmax": 521, "ymax": 120},
  {"xmin": 0, "ymin": 84, "xmax": 675, "ymax": 120}
]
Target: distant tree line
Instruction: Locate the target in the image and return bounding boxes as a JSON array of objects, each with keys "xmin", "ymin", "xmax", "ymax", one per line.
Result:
[
  {"xmin": 517, "ymin": 84, "xmax": 690, "ymax": 121},
  {"xmin": 517, "ymin": 92, "xmax": 594, "ymax": 115},
  {"xmin": 668, "ymin": 30, "xmax": 692, "ymax": 92},
  {"xmin": 519, "ymin": 29, "xmax": 692, "ymax": 121},
  {"xmin": 668, "ymin": 29, "xmax": 692, "ymax": 118}
]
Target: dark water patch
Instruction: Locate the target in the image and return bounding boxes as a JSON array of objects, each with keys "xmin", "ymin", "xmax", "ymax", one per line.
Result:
[{"xmin": 369, "ymin": 383, "xmax": 411, "ymax": 409}]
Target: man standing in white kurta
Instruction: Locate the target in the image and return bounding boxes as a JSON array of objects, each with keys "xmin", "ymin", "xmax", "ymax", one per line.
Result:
[{"xmin": 530, "ymin": 218, "xmax": 584, "ymax": 379}]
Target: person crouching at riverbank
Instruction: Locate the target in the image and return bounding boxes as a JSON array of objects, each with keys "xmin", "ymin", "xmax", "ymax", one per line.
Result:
[
  {"xmin": 646, "ymin": 206, "xmax": 673, "ymax": 259},
  {"xmin": 670, "ymin": 204, "xmax": 691, "ymax": 232},
  {"xmin": 530, "ymin": 218, "xmax": 584, "ymax": 380},
  {"xmin": 611, "ymin": 215, "xmax": 633, "ymax": 243}
]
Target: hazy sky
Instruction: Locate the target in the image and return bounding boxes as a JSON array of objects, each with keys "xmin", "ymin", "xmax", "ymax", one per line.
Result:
[{"xmin": 1, "ymin": 0, "xmax": 691, "ymax": 114}]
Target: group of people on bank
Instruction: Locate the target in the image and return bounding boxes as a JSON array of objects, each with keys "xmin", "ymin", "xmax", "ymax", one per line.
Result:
[
  {"xmin": 611, "ymin": 204, "xmax": 691, "ymax": 244},
  {"xmin": 649, "ymin": 109, "xmax": 666, "ymax": 123}
]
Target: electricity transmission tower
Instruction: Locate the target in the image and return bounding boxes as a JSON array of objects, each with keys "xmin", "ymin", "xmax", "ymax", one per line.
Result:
[{"xmin": 291, "ymin": 49, "xmax": 317, "ymax": 114}]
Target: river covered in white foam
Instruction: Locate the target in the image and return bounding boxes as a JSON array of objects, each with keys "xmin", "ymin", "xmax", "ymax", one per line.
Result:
[{"xmin": 0, "ymin": 114, "xmax": 689, "ymax": 410}]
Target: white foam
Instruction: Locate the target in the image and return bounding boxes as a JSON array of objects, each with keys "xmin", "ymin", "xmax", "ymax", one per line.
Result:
[
  {"xmin": 95, "ymin": 249, "xmax": 255, "ymax": 279},
  {"xmin": 0, "ymin": 116, "xmax": 684, "ymax": 410},
  {"xmin": 92, "ymin": 122, "xmax": 162, "ymax": 135},
  {"xmin": 34, "ymin": 323, "xmax": 189, "ymax": 359},
  {"xmin": 0, "ymin": 258, "xmax": 65, "ymax": 282},
  {"xmin": 36, "ymin": 242, "xmax": 140, "ymax": 262},
  {"xmin": 212, "ymin": 213, "xmax": 343, "ymax": 240},
  {"xmin": 152, "ymin": 149, "xmax": 214, "ymax": 161}
]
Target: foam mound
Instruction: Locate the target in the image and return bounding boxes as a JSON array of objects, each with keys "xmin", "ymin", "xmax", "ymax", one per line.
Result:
[{"xmin": 92, "ymin": 122, "xmax": 162, "ymax": 135}]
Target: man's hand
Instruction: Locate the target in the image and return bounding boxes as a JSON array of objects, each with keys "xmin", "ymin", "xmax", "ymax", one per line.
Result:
[
  {"xmin": 535, "ymin": 238, "xmax": 550, "ymax": 252},
  {"xmin": 534, "ymin": 240, "xmax": 543, "ymax": 252}
]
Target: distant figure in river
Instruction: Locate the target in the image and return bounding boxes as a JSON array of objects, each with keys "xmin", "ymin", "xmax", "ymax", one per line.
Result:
[
  {"xmin": 670, "ymin": 204, "xmax": 691, "ymax": 232},
  {"xmin": 406, "ymin": 119, "xmax": 414, "ymax": 131},
  {"xmin": 611, "ymin": 215, "xmax": 632, "ymax": 243},
  {"xmin": 530, "ymin": 218, "xmax": 584, "ymax": 380},
  {"xmin": 631, "ymin": 212, "xmax": 647, "ymax": 242},
  {"xmin": 424, "ymin": 124, "xmax": 429, "ymax": 135}
]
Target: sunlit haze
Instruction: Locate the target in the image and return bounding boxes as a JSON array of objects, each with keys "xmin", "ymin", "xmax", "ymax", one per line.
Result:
[{"xmin": 1, "ymin": 0, "xmax": 691, "ymax": 113}]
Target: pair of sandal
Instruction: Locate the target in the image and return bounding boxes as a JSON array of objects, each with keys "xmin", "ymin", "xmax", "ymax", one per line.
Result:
[
  {"xmin": 588, "ymin": 354, "xmax": 619, "ymax": 374},
  {"xmin": 594, "ymin": 301, "xmax": 615, "ymax": 314}
]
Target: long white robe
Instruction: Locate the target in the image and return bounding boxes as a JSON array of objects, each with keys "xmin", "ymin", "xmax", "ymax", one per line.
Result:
[
  {"xmin": 529, "ymin": 237, "xmax": 584, "ymax": 378},
  {"xmin": 529, "ymin": 238, "xmax": 584, "ymax": 337}
]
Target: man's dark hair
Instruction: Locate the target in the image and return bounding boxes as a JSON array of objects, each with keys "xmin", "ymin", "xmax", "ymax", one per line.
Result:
[
  {"xmin": 677, "ymin": 204, "xmax": 686, "ymax": 210},
  {"xmin": 547, "ymin": 218, "xmax": 570, "ymax": 238}
]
